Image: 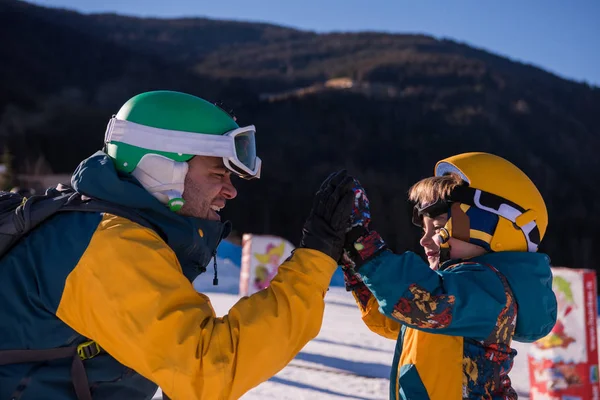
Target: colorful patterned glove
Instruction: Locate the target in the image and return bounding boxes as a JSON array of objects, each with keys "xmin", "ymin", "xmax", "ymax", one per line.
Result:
[
  {"xmin": 341, "ymin": 178, "xmax": 388, "ymax": 272},
  {"xmin": 349, "ymin": 179, "xmax": 371, "ymax": 229}
]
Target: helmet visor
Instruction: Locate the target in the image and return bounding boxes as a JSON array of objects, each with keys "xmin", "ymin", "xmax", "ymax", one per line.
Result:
[{"xmin": 223, "ymin": 126, "xmax": 260, "ymax": 178}]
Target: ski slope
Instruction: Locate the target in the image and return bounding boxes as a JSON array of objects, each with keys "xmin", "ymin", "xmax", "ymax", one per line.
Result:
[{"xmin": 152, "ymin": 256, "xmax": 533, "ymax": 399}]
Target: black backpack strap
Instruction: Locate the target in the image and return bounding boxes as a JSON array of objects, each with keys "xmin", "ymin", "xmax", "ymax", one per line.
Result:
[{"xmin": 0, "ymin": 347, "xmax": 93, "ymax": 400}]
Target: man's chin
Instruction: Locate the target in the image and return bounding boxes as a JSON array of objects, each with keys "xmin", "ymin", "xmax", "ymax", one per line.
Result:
[
  {"xmin": 176, "ymin": 206, "xmax": 221, "ymax": 221},
  {"xmin": 207, "ymin": 209, "xmax": 221, "ymax": 221}
]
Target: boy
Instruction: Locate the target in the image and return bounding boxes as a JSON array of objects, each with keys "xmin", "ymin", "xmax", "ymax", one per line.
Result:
[{"xmin": 341, "ymin": 152, "xmax": 557, "ymax": 400}]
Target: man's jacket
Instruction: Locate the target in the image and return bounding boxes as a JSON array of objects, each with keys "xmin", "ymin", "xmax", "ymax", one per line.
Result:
[{"xmin": 0, "ymin": 152, "xmax": 337, "ymax": 400}]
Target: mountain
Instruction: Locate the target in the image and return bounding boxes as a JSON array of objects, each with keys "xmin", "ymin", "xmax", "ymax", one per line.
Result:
[{"xmin": 2, "ymin": 0, "xmax": 599, "ymax": 271}]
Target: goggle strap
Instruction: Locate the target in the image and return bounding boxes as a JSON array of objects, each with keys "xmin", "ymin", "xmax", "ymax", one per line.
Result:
[
  {"xmin": 106, "ymin": 118, "xmax": 261, "ymax": 177},
  {"xmin": 107, "ymin": 118, "xmax": 238, "ymax": 157},
  {"xmin": 450, "ymin": 185, "xmax": 541, "ymax": 250},
  {"xmin": 449, "ymin": 186, "xmax": 524, "ymax": 214}
]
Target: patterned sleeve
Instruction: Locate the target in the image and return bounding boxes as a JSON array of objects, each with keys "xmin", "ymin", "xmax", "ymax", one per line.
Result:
[
  {"xmin": 343, "ymin": 268, "xmax": 401, "ymax": 340},
  {"xmin": 358, "ymin": 251, "xmax": 508, "ymax": 340}
]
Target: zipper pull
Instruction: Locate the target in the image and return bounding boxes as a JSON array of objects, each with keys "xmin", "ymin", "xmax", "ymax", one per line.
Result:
[{"xmin": 212, "ymin": 250, "xmax": 219, "ymax": 286}]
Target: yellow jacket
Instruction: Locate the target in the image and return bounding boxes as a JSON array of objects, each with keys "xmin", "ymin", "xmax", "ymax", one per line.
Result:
[{"xmin": 56, "ymin": 214, "xmax": 336, "ymax": 399}]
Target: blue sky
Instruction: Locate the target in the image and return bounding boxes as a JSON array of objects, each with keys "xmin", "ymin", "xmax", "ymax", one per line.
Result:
[{"xmin": 30, "ymin": 0, "xmax": 600, "ymax": 86}]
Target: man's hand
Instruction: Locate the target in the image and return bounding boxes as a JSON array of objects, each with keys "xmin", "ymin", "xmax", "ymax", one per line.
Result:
[{"xmin": 300, "ymin": 170, "xmax": 355, "ymax": 261}]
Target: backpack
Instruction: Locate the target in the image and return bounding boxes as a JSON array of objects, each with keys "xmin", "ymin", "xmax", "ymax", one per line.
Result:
[{"xmin": 0, "ymin": 183, "xmax": 170, "ymax": 400}]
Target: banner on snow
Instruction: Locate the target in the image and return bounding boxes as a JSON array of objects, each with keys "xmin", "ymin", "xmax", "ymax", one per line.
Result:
[
  {"xmin": 239, "ymin": 234, "xmax": 295, "ymax": 296},
  {"xmin": 528, "ymin": 267, "xmax": 599, "ymax": 400}
]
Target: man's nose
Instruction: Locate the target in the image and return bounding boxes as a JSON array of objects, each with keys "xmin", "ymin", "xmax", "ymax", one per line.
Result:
[{"xmin": 221, "ymin": 177, "xmax": 238, "ymax": 200}]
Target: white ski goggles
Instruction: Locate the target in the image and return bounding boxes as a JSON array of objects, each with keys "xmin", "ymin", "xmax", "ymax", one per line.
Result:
[{"xmin": 105, "ymin": 117, "xmax": 262, "ymax": 179}]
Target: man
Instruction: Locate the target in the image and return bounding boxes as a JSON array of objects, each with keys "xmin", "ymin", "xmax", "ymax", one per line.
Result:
[{"xmin": 0, "ymin": 90, "xmax": 355, "ymax": 399}]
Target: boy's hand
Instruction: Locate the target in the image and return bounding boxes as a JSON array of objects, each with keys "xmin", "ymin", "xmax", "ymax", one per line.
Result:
[
  {"xmin": 349, "ymin": 179, "xmax": 371, "ymax": 230},
  {"xmin": 341, "ymin": 178, "xmax": 388, "ymax": 270}
]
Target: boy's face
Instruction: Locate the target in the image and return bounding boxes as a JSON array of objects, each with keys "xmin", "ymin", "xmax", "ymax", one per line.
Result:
[{"xmin": 419, "ymin": 214, "xmax": 486, "ymax": 270}]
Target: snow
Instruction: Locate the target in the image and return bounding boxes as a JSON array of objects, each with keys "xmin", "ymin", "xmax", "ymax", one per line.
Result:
[{"xmin": 151, "ymin": 257, "xmax": 535, "ymax": 399}]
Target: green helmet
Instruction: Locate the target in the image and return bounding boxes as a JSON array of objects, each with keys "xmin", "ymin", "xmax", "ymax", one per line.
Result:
[
  {"xmin": 105, "ymin": 90, "xmax": 260, "ymax": 177},
  {"xmin": 104, "ymin": 91, "xmax": 261, "ymax": 211}
]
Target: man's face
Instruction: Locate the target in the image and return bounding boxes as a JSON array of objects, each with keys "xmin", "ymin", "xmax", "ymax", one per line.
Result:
[{"xmin": 178, "ymin": 156, "xmax": 238, "ymax": 220}]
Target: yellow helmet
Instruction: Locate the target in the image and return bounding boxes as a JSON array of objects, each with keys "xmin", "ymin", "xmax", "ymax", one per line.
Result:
[{"xmin": 434, "ymin": 152, "xmax": 548, "ymax": 253}]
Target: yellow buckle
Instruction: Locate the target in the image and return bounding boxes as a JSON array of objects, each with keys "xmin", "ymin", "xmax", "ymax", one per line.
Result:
[{"xmin": 77, "ymin": 341, "xmax": 101, "ymax": 360}]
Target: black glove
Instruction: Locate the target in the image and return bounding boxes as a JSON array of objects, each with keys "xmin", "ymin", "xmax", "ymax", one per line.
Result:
[
  {"xmin": 341, "ymin": 178, "xmax": 388, "ymax": 271},
  {"xmin": 300, "ymin": 170, "xmax": 355, "ymax": 261}
]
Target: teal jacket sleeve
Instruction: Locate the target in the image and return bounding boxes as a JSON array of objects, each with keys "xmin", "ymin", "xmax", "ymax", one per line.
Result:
[{"xmin": 358, "ymin": 251, "xmax": 507, "ymax": 340}]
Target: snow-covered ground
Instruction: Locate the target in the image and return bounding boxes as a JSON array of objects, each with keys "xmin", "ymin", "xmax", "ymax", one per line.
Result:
[{"xmin": 152, "ymin": 256, "xmax": 533, "ymax": 399}]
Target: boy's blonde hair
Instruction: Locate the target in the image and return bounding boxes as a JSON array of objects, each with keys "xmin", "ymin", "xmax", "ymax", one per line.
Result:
[{"xmin": 408, "ymin": 172, "xmax": 464, "ymax": 206}]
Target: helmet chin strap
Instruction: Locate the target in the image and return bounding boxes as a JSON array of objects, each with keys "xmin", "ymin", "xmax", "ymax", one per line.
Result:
[
  {"xmin": 131, "ymin": 154, "xmax": 188, "ymax": 212},
  {"xmin": 437, "ymin": 203, "xmax": 471, "ymax": 268},
  {"xmin": 437, "ymin": 227, "xmax": 452, "ymax": 266},
  {"xmin": 438, "ymin": 245, "xmax": 452, "ymax": 266}
]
